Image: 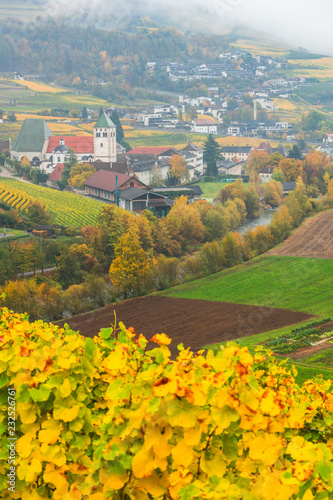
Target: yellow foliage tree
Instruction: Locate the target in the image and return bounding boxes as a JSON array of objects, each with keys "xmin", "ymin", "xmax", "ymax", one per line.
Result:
[
  {"xmin": 68, "ymin": 163, "xmax": 96, "ymax": 189},
  {"xmin": 169, "ymin": 154, "xmax": 189, "ymax": 183},
  {"xmin": 167, "ymin": 196, "xmax": 204, "ymax": 248},
  {"xmin": 109, "ymin": 233, "xmax": 152, "ymax": 298},
  {"xmin": 20, "ymin": 156, "xmax": 30, "ymax": 168}
]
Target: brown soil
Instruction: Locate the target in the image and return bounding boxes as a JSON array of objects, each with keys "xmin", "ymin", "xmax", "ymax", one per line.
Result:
[
  {"xmin": 56, "ymin": 296, "xmax": 313, "ymax": 356},
  {"xmin": 280, "ymin": 339, "xmax": 333, "ymax": 361},
  {"xmin": 270, "ymin": 210, "xmax": 333, "ymax": 259}
]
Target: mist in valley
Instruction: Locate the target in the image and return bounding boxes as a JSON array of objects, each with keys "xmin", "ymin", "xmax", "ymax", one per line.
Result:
[{"xmin": 40, "ymin": 0, "xmax": 333, "ymax": 55}]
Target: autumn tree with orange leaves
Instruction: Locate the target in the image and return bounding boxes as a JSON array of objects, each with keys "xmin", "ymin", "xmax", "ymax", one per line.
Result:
[{"xmin": 169, "ymin": 154, "xmax": 189, "ymax": 183}]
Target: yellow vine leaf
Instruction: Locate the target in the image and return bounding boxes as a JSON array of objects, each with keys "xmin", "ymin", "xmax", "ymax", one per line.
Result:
[
  {"xmin": 132, "ymin": 448, "xmax": 154, "ymax": 478},
  {"xmin": 39, "ymin": 419, "xmax": 62, "ymax": 444},
  {"xmin": 17, "ymin": 458, "xmax": 42, "ymax": 482},
  {"xmin": 171, "ymin": 439, "xmax": 194, "ymax": 467},
  {"xmin": 53, "ymin": 405, "xmax": 80, "ymax": 422},
  {"xmin": 60, "ymin": 378, "xmax": 72, "ymax": 398},
  {"xmin": 248, "ymin": 433, "xmax": 284, "ymax": 466}
]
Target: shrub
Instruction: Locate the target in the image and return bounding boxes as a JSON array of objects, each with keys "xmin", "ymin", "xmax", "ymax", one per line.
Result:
[{"xmin": 0, "ymin": 308, "xmax": 333, "ymax": 499}]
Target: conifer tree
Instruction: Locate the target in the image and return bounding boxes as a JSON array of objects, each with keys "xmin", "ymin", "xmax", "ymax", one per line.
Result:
[
  {"xmin": 81, "ymin": 106, "xmax": 88, "ymax": 120},
  {"xmin": 203, "ymin": 135, "xmax": 221, "ymax": 177},
  {"xmin": 203, "ymin": 134, "xmax": 221, "ymax": 164}
]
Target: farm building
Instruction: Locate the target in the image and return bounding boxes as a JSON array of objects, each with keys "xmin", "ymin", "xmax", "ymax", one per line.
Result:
[{"xmin": 83, "ymin": 169, "xmax": 172, "ymax": 215}]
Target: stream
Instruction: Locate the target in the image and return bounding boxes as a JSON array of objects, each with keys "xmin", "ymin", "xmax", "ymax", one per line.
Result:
[{"xmin": 237, "ymin": 208, "xmax": 278, "ymax": 235}]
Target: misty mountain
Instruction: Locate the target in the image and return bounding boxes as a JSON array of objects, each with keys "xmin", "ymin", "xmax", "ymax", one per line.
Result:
[{"xmin": 12, "ymin": 0, "xmax": 329, "ymax": 56}]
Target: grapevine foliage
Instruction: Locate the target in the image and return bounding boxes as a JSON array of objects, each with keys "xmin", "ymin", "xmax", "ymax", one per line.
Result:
[{"xmin": 0, "ymin": 308, "xmax": 333, "ymax": 499}]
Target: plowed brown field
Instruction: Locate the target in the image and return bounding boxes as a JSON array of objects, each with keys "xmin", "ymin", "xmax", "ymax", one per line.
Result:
[
  {"xmin": 57, "ymin": 296, "xmax": 313, "ymax": 356},
  {"xmin": 270, "ymin": 210, "xmax": 333, "ymax": 259}
]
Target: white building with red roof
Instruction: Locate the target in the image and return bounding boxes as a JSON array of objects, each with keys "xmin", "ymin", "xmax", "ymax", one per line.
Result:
[{"xmin": 46, "ymin": 137, "xmax": 94, "ymax": 165}]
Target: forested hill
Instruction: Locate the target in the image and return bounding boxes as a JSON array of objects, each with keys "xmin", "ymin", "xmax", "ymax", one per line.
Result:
[{"xmin": 0, "ymin": 18, "xmax": 230, "ymax": 76}]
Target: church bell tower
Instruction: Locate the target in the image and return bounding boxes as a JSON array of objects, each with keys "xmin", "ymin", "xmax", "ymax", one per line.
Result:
[{"xmin": 93, "ymin": 112, "xmax": 117, "ymax": 163}]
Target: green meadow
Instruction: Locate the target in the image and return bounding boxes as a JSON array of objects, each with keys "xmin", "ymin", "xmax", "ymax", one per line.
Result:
[{"xmin": 160, "ymin": 255, "xmax": 333, "ymax": 317}]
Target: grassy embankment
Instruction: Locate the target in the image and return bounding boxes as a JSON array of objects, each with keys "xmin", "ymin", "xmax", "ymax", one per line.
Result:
[
  {"xmin": 160, "ymin": 255, "xmax": 333, "ymax": 384},
  {"xmin": 197, "ymin": 182, "xmax": 249, "ymax": 202}
]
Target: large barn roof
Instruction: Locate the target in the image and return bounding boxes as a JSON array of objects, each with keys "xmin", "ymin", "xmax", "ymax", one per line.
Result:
[{"xmin": 83, "ymin": 169, "xmax": 147, "ymax": 192}]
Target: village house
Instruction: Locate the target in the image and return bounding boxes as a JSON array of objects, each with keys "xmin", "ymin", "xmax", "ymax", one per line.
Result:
[
  {"xmin": 221, "ymin": 146, "xmax": 253, "ymax": 162},
  {"xmin": 191, "ymin": 119, "xmax": 220, "ymax": 134},
  {"xmin": 83, "ymin": 170, "xmax": 145, "ymax": 202},
  {"xmin": 217, "ymin": 160, "xmax": 244, "ymax": 176},
  {"xmin": 259, "ymin": 166, "xmax": 275, "ymax": 183},
  {"xmin": 83, "ymin": 170, "xmax": 172, "ymax": 215}
]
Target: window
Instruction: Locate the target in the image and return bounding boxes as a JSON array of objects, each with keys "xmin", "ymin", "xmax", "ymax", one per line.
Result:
[
  {"xmin": 103, "ymin": 132, "xmax": 107, "ymax": 137},
  {"xmin": 130, "ymin": 182, "xmax": 134, "ymax": 187},
  {"xmin": 101, "ymin": 143, "xmax": 103, "ymax": 148},
  {"xmin": 58, "ymin": 157, "xmax": 61, "ymax": 162},
  {"xmin": 96, "ymin": 132, "xmax": 100, "ymax": 137}
]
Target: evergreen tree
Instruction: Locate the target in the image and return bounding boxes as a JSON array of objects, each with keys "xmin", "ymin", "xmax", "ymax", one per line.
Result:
[
  {"xmin": 81, "ymin": 106, "xmax": 88, "ymax": 120},
  {"xmin": 110, "ymin": 109, "xmax": 131, "ymax": 150},
  {"xmin": 203, "ymin": 135, "xmax": 221, "ymax": 164},
  {"xmin": 206, "ymin": 160, "xmax": 218, "ymax": 177},
  {"xmin": 288, "ymin": 144, "xmax": 302, "ymax": 160},
  {"xmin": 60, "ymin": 148, "xmax": 77, "ymax": 188},
  {"xmin": 7, "ymin": 112, "xmax": 17, "ymax": 122},
  {"xmin": 110, "ymin": 110, "xmax": 124, "ymax": 143}
]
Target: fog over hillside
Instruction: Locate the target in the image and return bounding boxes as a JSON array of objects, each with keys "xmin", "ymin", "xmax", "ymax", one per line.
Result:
[{"xmin": 43, "ymin": 0, "xmax": 333, "ymax": 55}]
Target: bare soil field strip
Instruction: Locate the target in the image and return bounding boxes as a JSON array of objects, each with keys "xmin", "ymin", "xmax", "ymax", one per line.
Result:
[
  {"xmin": 270, "ymin": 210, "xmax": 333, "ymax": 259},
  {"xmin": 57, "ymin": 296, "xmax": 313, "ymax": 356}
]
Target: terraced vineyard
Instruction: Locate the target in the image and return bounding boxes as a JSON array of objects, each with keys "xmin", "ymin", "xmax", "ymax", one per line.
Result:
[{"xmin": 0, "ymin": 179, "xmax": 102, "ymax": 228}]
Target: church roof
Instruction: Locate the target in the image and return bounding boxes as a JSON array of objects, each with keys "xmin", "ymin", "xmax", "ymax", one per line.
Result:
[
  {"xmin": 46, "ymin": 136, "xmax": 94, "ymax": 154},
  {"xmin": 93, "ymin": 112, "xmax": 116, "ymax": 129},
  {"xmin": 12, "ymin": 119, "xmax": 53, "ymax": 153}
]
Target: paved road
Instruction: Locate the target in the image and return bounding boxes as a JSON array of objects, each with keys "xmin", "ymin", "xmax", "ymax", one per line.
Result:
[{"xmin": 0, "ymin": 165, "xmax": 31, "ymax": 183}]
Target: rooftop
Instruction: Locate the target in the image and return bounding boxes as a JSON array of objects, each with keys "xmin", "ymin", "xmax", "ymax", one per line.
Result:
[
  {"xmin": 93, "ymin": 112, "xmax": 116, "ymax": 129},
  {"xmin": 47, "ymin": 136, "xmax": 94, "ymax": 154},
  {"xmin": 83, "ymin": 169, "xmax": 146, "ymax": 192},
  {"xmin": 12, "ymin": 119, "xmax": 53, "ymax": 153}
]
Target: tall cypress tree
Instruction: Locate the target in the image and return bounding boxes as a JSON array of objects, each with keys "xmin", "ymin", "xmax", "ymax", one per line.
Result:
[
  {"xmin": 203, "ymin": 135, "xmax": 221, "ymax": 163},
  {"xmin": 81, "ymin": 106, "xmax": 88, "ymax": 120},
  {"xmin": 110, "ymin": 110, "xmax": 124, "ymax": 143},
  {"xmin": 110, "ymin": 109, "xmax": 131, "ymax": 151}
]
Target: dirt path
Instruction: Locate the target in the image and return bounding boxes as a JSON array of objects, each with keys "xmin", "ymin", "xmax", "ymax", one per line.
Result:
[
  {"xmin": 280, "ymin": 339, "xmax": 333, "ymax": 361},
  {"xmin": 270, "ymin": 210, "xmax": 333, "ymax": 259},
  {"xmin": 56, "ymin": 296, "xmax": 313, "ymax": 356}
]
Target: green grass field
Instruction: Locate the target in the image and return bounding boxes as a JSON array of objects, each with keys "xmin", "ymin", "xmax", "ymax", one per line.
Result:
[
  {"xmin": 124, "ymin": 130, "xmax": 212, "ymax": 148},
  {"xmin": 198, "ymin": 182, "xmax": 249, "ymax": 202},
  {"xmin": 160, "ymin": 255, "xmax": 333, "ymax": 317}
]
